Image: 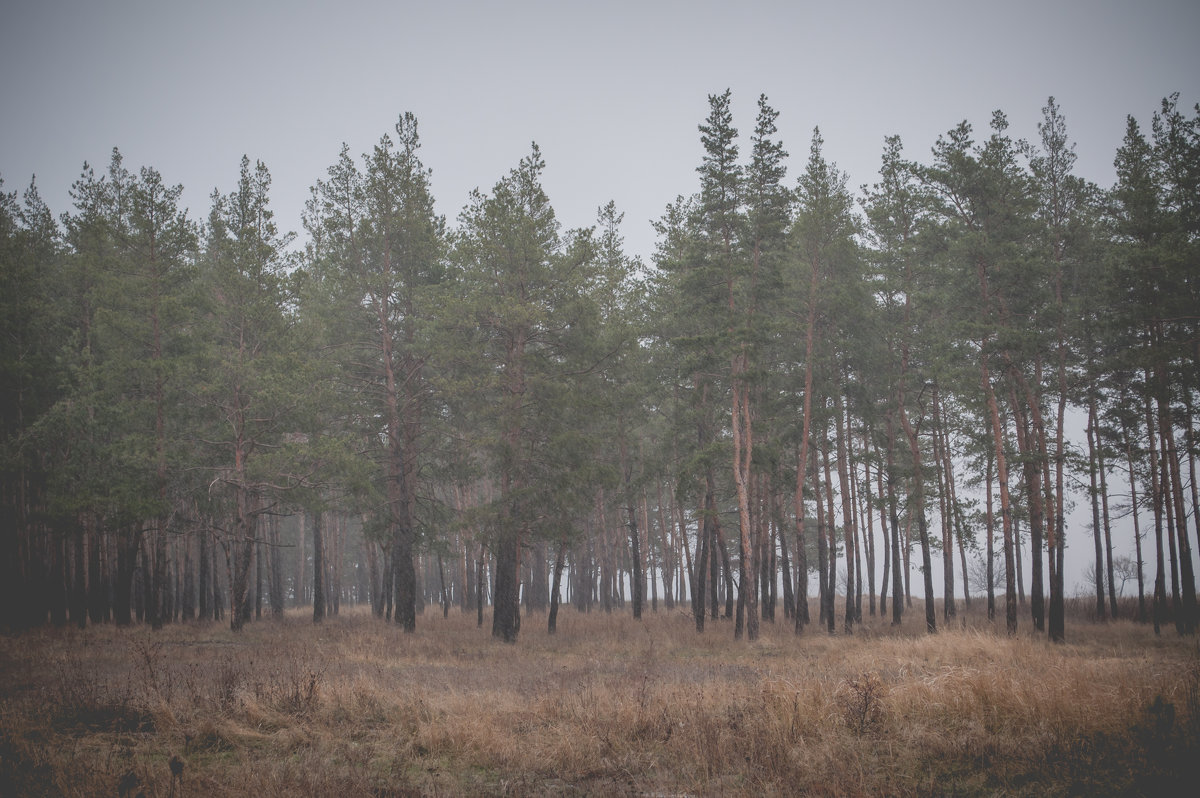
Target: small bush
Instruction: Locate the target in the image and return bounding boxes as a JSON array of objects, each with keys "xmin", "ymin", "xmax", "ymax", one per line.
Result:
[{"xmin": 835, "ymin": 671, "xmax": 889, "ymax": 736}]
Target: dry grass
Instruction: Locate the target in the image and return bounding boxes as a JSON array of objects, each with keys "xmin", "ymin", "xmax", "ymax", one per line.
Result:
[{"xmin": 1, "ymin": 604, "xmax": 1197, "ymax": 797}]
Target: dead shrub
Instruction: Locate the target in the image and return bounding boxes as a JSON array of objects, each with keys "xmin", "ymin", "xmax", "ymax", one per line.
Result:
[
  {"xmin": 835, "ymin": 671, "xmax": 889, "ymax": 736},
  {"xmin": 129, "ymin": 637, "xmax": 169, "ymax": 701}
]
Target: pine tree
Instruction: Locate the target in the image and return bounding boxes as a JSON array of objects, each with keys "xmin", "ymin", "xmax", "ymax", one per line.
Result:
[
  {"xmin": 861, "ymin": 135, "xmax": 927, "ymax": 627},
  {"xmin": 788, "ymin": 128, "xmax": 859, "ymax": 632},
  {"xmin": 451, "ymin": 144, "xmax": 604, "ymax": 642},
  {"xmin": 305, "ymin": 113, "xmax": 445, "ymax": 632},
  {"xmin": 194, "ymin": 156, "xmax": 305, "ymax": 632}
]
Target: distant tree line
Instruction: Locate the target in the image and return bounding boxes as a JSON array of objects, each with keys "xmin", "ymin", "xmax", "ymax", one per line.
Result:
[{"xmin": 1, "ymin": 93, "xmax": 1197, "ymax": 642}]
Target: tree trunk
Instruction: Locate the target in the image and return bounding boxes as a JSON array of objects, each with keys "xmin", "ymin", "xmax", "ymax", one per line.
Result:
[
  {"xmin": 812, "ymin": 442, "xmax": 828, "ymax": 631},
  {"xmin": 367, "ymin": 536, "xmax": 383, "ymax": 618},
  {"xmin": 1098, "ymin": 425, "xmax": 1117, "ymax": 619},
  {"xmin": 644, "ymin": 493, "xmax": 658, "ymax": 613},
  {"xmin": 655, "ymin": 480, "xmax": 675, "ymax": 610},
  {"xmin": 254, "ymin": 530, "xmax": 263, "ymax": 621},
  {"xmin": 863, "ymin": 429, "xmax": 878, "ymax": 618},
  {"xmin": 198, "ymin": 524, "xmax": 211, "ymax": 622},
  {"xmin": 598, "ymin": 491, "xmax": 614, "ymax": 615},
  {"xmin": 266, "ymin": 515, "xmax": 282, "ymax": 617},
  {"xmin": 114, "ymin": 530, "xmax": 141, "ymax": 626},
  {"xmin": 331, "ymin": 514, "xmax": 343, "ymax": 617},
  {"xmin": 760, "ymin": 479, "xmax": 776, "ymax": 622},
  {"xmin": 1145, "ymin": 390, "xmax": 1168, "ymax": 634},
  {"xmin": 986, "ymin": 444, "xmax": 996, "ymax": 621},
  {"xmin": 731, "ymin": 352, "xmax": 757, "ymax": 641},
  {"xmin": 71, "ymin": 525, "xmax": 86, "ymax": 629},
  {"xmin": 793, "ymin": 439, "xmax": 811, "ymax": 631},
  {"xmin": 932, "ymin": 384, "xmax": 955, "ymax": 620},
  {"xmin": 87, "ymin": 518, "xmax": 108, "ymax": 623},
  {"xmin": 1011, "ymin": 387, "xmax": 1046, "ymax": 633},
  {"xmin": 492, "ymin": 532, "xmax": 521, "ymax": 642},
  {"xmin": 955, "ymin": 493, "xmax": 971, "ymax": 608},
  {"xmin": 716, "ymin": 513, "xmax": 734, "ymax": 620},
  {"xmin": 1162, "ymin": 396, "xmax": 1197, "ymax": 634},
  {"xmin": 622, "ymin": 433, "xmax": 644, "ymax": 621},
  {"xmin": 391, "ymin": 514, "xmax": 415, "ymax": 631},
  {"xmin": 793, "ymin": 249, "xmax": 821, "ymax": 635},
  {"xmin": 834, "ymin": 393, "xmax": 855, "ymax": 634},
  {"xmin": 1087, "ymin": 398, "xmax": 1108, "ymax": 621},
  {"xmin": 1186, "ymin": 407, "xmax": 1200, "ymax": 624},
  {"xmin": 898, "ymin": 391, "xmax": 934, "ymax": 634},
  {"xmin": 212, "ymin": 542, "xmax": 224, "ymax": 621},
  {"xmin": 779, "ymin": 491, "xmax": 795, "ymax": 619},
  {"xmin": 1124, "ymin": 424, "xmax": 1147, "ymax": 622},
  {"xmin": 820, "ymin": 439, "xmax": 837, "ymax": 635},
  {"xmin": 437, "ymin": 553, "xmax": 450, "ymax": 618},
  {"xmin": 704, "ymin": 481, "xmax": 719, "ymax": 621},
  {"xmin": 231, "ymin": 529, "xmax": 254, "ymax": 632},
  {"xmin": 982, "ymin": 349, "xmax": 1017, "ymax": 634},
  {"xmin": 1014, "ymin": 516, "xmax": 1025, "ymax": 605},
  {"xmin": 877, "ymin": 435, "xmax": 889, "ymax": 619},
  {"xmin": 549, "ymin": 538, "xmax": 566, "ymax": 633},
  {"xmin": 181, "ymin": 529, "xmax": 195, "ymax": 621},
  {"xmin": 476, "ymin": 545, "xmax": 485, "ymax": 628},
  {"xmin": 379, "ymin": 292, "xmax": 417, "ymax": 632},
  {"xmin": 312, "ymin": 511, "xmax": 325, "ymax": 623},
  {"xmin": 886, "ymin": 413, "xmax": 903, "ymax": 626}
]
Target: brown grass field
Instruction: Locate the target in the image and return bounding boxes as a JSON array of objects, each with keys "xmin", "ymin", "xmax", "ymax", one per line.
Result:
[{"xmin": 1, "ymin": 602, "xmax": 1197, "ymax": 797}]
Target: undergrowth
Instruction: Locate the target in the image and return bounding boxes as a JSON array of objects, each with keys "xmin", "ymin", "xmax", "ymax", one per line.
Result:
[{"xmin": 0, "ymin": 605, "xmax": 1196, "ymax": 796}]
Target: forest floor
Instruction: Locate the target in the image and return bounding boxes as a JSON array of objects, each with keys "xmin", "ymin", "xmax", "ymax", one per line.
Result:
[{"xmin": 1, "ymin": 602, "xmax": 1198, "ymax": 797}]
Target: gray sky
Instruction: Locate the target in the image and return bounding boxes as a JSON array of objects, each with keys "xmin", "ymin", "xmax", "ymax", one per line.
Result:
[
  {"xmin": 3, "ymin": 0, "xmax": 1196, "ymax": 261},
  {"xmin": 2, "ymin": 0, "xmax": 1197, "ymax": 595}
]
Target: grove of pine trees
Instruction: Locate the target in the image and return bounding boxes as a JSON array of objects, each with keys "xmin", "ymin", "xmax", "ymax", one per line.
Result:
[{"xmin": 2, "ymin": 92, "xmax": 1197, "ymax": 643}]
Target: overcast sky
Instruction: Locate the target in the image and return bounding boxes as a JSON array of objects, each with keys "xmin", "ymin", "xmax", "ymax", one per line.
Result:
[
  {"xmin": 2, "ymin": 0, "xmax": 1197, "ymax": 263},
  {"xmin": 2, "ymin": 0, "xmax": 1197, "ymax": 593}
]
